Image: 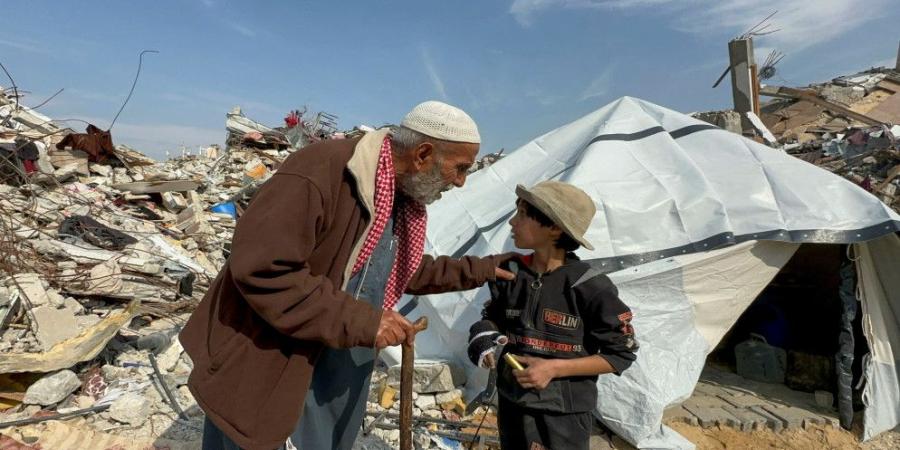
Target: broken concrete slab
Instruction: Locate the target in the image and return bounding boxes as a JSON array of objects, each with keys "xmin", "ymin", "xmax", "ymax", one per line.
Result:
[
  {"xmin": 31, "ymin": 305, "xmax": 80, "ymax": 350},
  {"xmin": 156, "ymin": 338, "xmax": 185, "ymax": 372},
  {"xmin": 48, "ymin": 150, "xmax": 90, "ymax": 176},
  {"xmin": 23, "ymin": 370, "xmax": 81, "ymax": 405},
  {"xmin": 109, "ymin": 392, "xmax": 151, "ymax": 426},
  {"xmin": 7, "ymin": 273, "xmax": 50, "ymax": 308},
  {"xmin": 0, "ymin": 301, "xmax": 138, "ymax": 373}
]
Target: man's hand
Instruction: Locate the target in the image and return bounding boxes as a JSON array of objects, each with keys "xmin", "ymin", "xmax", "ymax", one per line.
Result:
[
  {"xmin": 375, "ymin": 310, "xmax": 415, "ymax": 349},
  {"xmin": 512, "ymin": 355, "xmax": 558, "ymax": 390},
  {"xmin": 495, "ymin": 267, "xmax": 515, "ymax": 281}
]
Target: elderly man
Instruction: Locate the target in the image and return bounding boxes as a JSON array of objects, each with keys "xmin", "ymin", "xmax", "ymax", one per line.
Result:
[{"xmin": 180, "ymin": 101, "xmax": 512, "ymax": 450}]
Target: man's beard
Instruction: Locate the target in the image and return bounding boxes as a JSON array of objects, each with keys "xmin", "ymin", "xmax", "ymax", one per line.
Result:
[{"xmin": 397, "ymin": 162, "xmax": 452, "ymax": 206}]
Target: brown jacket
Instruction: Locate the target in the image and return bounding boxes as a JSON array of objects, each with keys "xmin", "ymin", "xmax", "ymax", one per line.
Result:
[{"xmin": 180, "ymin": 129, "xmax": 502, "ymax": 450}]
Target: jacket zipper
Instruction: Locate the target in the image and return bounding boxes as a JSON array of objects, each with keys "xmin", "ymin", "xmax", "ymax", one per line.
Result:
[{"xmin": 524, "ymin": 273, "xmax": 543, "ymax": 328}]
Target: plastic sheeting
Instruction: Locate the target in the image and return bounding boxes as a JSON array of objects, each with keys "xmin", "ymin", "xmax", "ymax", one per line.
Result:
[
  {"xmin": 384, "ymin": 97, "xmax": 900, "ymax": 448},
  {"xmin": 598, "ymin": 240, "xmax": 797, "ymax": 447},
  {"xmin": 425, "ymin": 97, "xmax": 899, "ymax": 272},
  {"xmin": 856, "ymin": 234, "xmax": 900, "ymax": 441}
]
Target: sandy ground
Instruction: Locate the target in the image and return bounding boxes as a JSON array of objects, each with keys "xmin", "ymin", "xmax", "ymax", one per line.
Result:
[{"xmin": 667, "ymin": 422, "xmax": 900, "ymax": 450}]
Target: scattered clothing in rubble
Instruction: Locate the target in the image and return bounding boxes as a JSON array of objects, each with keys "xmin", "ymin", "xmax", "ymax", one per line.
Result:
[
  {"xmin": 58, "ymin": 215, "xmax": 138, "ymax": 251},
  {"xmin": 56, "ymin": 124, "xmax": 115, "ymax": 163}
]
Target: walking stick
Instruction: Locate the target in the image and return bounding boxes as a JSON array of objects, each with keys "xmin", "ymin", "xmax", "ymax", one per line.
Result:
[{"xmin": 400, "ymin": 317, "xmax": 429, "ymax": 450}]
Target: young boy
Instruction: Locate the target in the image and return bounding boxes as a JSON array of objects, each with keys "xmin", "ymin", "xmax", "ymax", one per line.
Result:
[{"xmin": 467, "ymin": 181, "xmax": 638, "ymax": 450}]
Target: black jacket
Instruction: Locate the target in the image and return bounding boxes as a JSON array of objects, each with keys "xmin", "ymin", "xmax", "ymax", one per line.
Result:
[{"xmin": 481, "ymin": 254, "xmax": 638, "ymax": 413}]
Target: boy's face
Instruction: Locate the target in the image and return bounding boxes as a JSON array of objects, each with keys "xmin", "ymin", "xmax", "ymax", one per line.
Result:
[{"xmin": 508, "ymin": 202, "xmax": 561, "ymax": 250}]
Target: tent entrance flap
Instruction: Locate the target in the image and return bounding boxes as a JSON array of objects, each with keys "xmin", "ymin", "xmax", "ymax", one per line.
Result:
[{"xmin": 856, "ymin": 234, "xmax": 900, "ymax": 441}]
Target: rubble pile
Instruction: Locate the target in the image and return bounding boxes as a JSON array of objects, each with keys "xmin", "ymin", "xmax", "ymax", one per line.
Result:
[
  {"xmin": 363, "ymin": 361, "xmax": 500, "ymax": 449},
  {"xmin": 694, "ymin": 67, "xmax": 900, "ymax": 212},
  {"xmin": 0, "ymin": 86, "xmax": 315, "ymax": 447},
  {"xmin": 1, "ymin": 83, "xmax": 507, "ymax": 448}
]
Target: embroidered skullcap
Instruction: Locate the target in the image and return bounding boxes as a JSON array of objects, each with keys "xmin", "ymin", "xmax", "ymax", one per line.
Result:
[{"xmin": 401, "ymin": 101, "xmax": 480, "ymax": 144}]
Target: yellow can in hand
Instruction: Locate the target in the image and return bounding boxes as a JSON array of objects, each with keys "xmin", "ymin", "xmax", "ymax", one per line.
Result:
[{"xmin": 504, "ymin": 353, "xmax": 525, "ymax": 371}]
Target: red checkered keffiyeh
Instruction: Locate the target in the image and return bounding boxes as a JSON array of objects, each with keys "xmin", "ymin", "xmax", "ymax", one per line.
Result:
[{"xmin": 351, "ymin": 136, "xmax": 427, "ymax": 310}]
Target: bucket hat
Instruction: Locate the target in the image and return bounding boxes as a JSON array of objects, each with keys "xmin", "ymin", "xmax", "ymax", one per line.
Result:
[{"xmin": 515, "ymin": 181, "xmax": 596, "ymax": 250}]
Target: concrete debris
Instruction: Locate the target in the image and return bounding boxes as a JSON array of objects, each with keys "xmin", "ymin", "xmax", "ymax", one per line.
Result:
[
  {"xmin": 108, "ymin": 392, "xmax": 151, "ymax": 426},
  {"xmin": 30, "ymin": 305, "xmax": 79, "ymax": 350},
  {"xmin": 386, "ymin": 360, "xmax": 466, "ymax": 394},
  {"xmin": 694, "ymin": 67, "xmax": 900, "ymax": 214},
  {"xmin": 22, "ymin": 370, "xmax": 81, "ymax": 406},
  {"xmin": 0, "ymin": 87, "xmax": 375, "ymax": 446}
]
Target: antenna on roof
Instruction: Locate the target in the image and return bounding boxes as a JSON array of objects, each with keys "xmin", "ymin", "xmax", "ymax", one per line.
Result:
[
  {"xmin": 712, "ymin": 11, "xmax": 780, "ymax": 88},
  {"xmin": 759, "ymin": 50, "xmax": 785, "ymax": 80}
]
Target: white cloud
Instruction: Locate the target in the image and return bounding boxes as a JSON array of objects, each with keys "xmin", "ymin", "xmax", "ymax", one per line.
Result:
[
  {"xmin": 67, "ymin": 88, "xmax": 122, "ymax": 104},
  {"xmin": 225, "ymin": 21, "xmax": 256, "ymax": 38},
  {"xmin": 510, "ymin": 0, "xmax": 669, "ymax": 27},
  {"xmin": 509, "ymin": 0, "xmax": 890, "ymax": 55},
  {"xmin": 579, "ymin": 66, "xmax": 614, "ymax": 101},
  {"xmin": 420, "ymin": 46, "xmax": 449, "ymax": 101},
  {"xmin": 0, "ymin": 38, "xmax": 49, "ymax": 55}
]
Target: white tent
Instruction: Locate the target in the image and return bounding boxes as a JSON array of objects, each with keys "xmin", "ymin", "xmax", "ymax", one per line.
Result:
[{"xmin": 384, "ymin": 97, "xmax": 900, "ymax": 448}]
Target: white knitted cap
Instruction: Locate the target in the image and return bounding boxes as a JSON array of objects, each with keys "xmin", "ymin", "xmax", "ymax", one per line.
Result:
[{"xmin": 401, "ymin": 101, "xmax": 481, "ymax": 144}]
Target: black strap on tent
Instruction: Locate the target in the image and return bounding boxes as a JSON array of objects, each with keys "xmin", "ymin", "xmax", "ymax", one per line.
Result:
[{"xmin": 836, "ymin": 258, "xmax": 857, "ymax": 430}]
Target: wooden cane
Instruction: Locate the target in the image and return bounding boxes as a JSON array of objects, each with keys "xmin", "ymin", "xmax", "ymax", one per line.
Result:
[{"xmin": 400, "ymin": 316, "xmax": 429, "ymax": 450}]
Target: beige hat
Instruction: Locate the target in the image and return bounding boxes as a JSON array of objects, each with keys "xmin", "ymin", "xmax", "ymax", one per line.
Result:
[
  {"xmin": 401, "ymin": 101, "xmax": 481, "ymax": 144},
  {"xmin": 515, "ymin": 181, "xmax": 597, "ymax": 250}
]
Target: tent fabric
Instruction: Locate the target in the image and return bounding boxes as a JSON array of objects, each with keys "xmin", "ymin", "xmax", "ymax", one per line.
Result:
[
  {"xmin": 856, "ymin": 234, "xmax": 900, "ymax": 441},
  {"xmin": 382, "ymin": 97, "xmax": 900, "ymax": 448},
  {"xmin": 426, "ymin": 97, "xmax": 899, "ymax": 272},
  {"xmin": 598, "ymin": 240, "xmax": 798, "ymax": 447}
]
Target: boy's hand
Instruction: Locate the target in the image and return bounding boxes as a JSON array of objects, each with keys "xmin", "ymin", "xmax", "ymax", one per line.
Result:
[
  {"xmin": 482, "ymin": 352, "xmax": 496, "ymax": 369},
  {"xmin": 512, "ymin": 355, "xmax": 558, "ymax": 390}
]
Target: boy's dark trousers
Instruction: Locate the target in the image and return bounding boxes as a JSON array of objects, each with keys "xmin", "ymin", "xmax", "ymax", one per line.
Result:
[{"xmin": 497, "ymin": 395, "xmax": 591, "ymax": 450}]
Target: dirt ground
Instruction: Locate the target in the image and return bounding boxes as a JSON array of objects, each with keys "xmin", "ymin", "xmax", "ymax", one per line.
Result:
[{"xmin": 667, "ymin": 422, "xmax": 900, "ymax": 450}]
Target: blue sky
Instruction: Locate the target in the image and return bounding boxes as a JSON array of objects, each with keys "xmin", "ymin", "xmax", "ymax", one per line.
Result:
[{"xmin": 3, "ymin": 1, "xmax": 898, "ymax": 159}]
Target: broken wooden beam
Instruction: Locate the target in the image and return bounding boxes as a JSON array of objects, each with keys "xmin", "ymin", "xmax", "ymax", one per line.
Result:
[{"xmin": 759, "ymin": 85, "xmax": 882, "ymax": 126}]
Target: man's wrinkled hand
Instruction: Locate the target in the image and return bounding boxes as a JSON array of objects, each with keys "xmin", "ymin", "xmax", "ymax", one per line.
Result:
[{"xmin": 375, "ymin": 310, "xmax": 415, "ymax": 349}]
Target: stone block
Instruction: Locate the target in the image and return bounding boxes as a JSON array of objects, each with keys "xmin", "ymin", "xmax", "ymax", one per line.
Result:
[
  {"xmin": 32, "ymin": 305, "xmax": 80, "ymax": 350},
  {"xmin": 414, "ymin": 393, "xmax": 437, "ymax": 410},
  {"xmin": 663, "ymin": 406, "xmax": 699, "ymax": 426},
  {"xmin": 750, "ymin": 405, "xmax": 786, "ymax": 432},
  {"xmin": 717, "ymin": 392, "xmax": 769, "ymax": 408},
  {"xmin": 435, "ymin": 388, "xmax": 463, "ymax": 405},
  {"xmin": 10, "ymin": 273, "xmax": 50, "ymax": 307},
  {"xmin": 387, "ymin": 360, "xmax": 466, "ymax": 394},
  {"xmin": 378, "ymin": 384, "xmax": 397, "ymax": 409},
  {"xmin": 763, "ymin": 405, "xmax": 815, "ymax": 430},
  {"xmin": 109, "ymin": 392, "xmax": 151, "ymax": 426},
  {"xmin": 23, "ymin": 370, "xmax": 81, "ymax": 405},
  {"xmin": 722, "ymin": 405, "xmax": 768, "ymax": 431},
  {"xmin": 682, "ymin": 404, "xmax": 741, "ymax": 428}
]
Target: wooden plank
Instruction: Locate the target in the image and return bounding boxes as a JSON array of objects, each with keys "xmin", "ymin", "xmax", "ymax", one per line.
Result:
[
  {"xmin": 112, "ymin": 180, "xmax": 201, "ymax": 194},
  {"xmin": 867, "ymin": 92, "xmax": 900, "ymax": 124},
  {"xmin": 760, "ymin": 86, "xmax": 882, "ymax": 126},
  {"xmin": 876, "ymin": 79, "xmax": 900, "ymax": 94}
]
